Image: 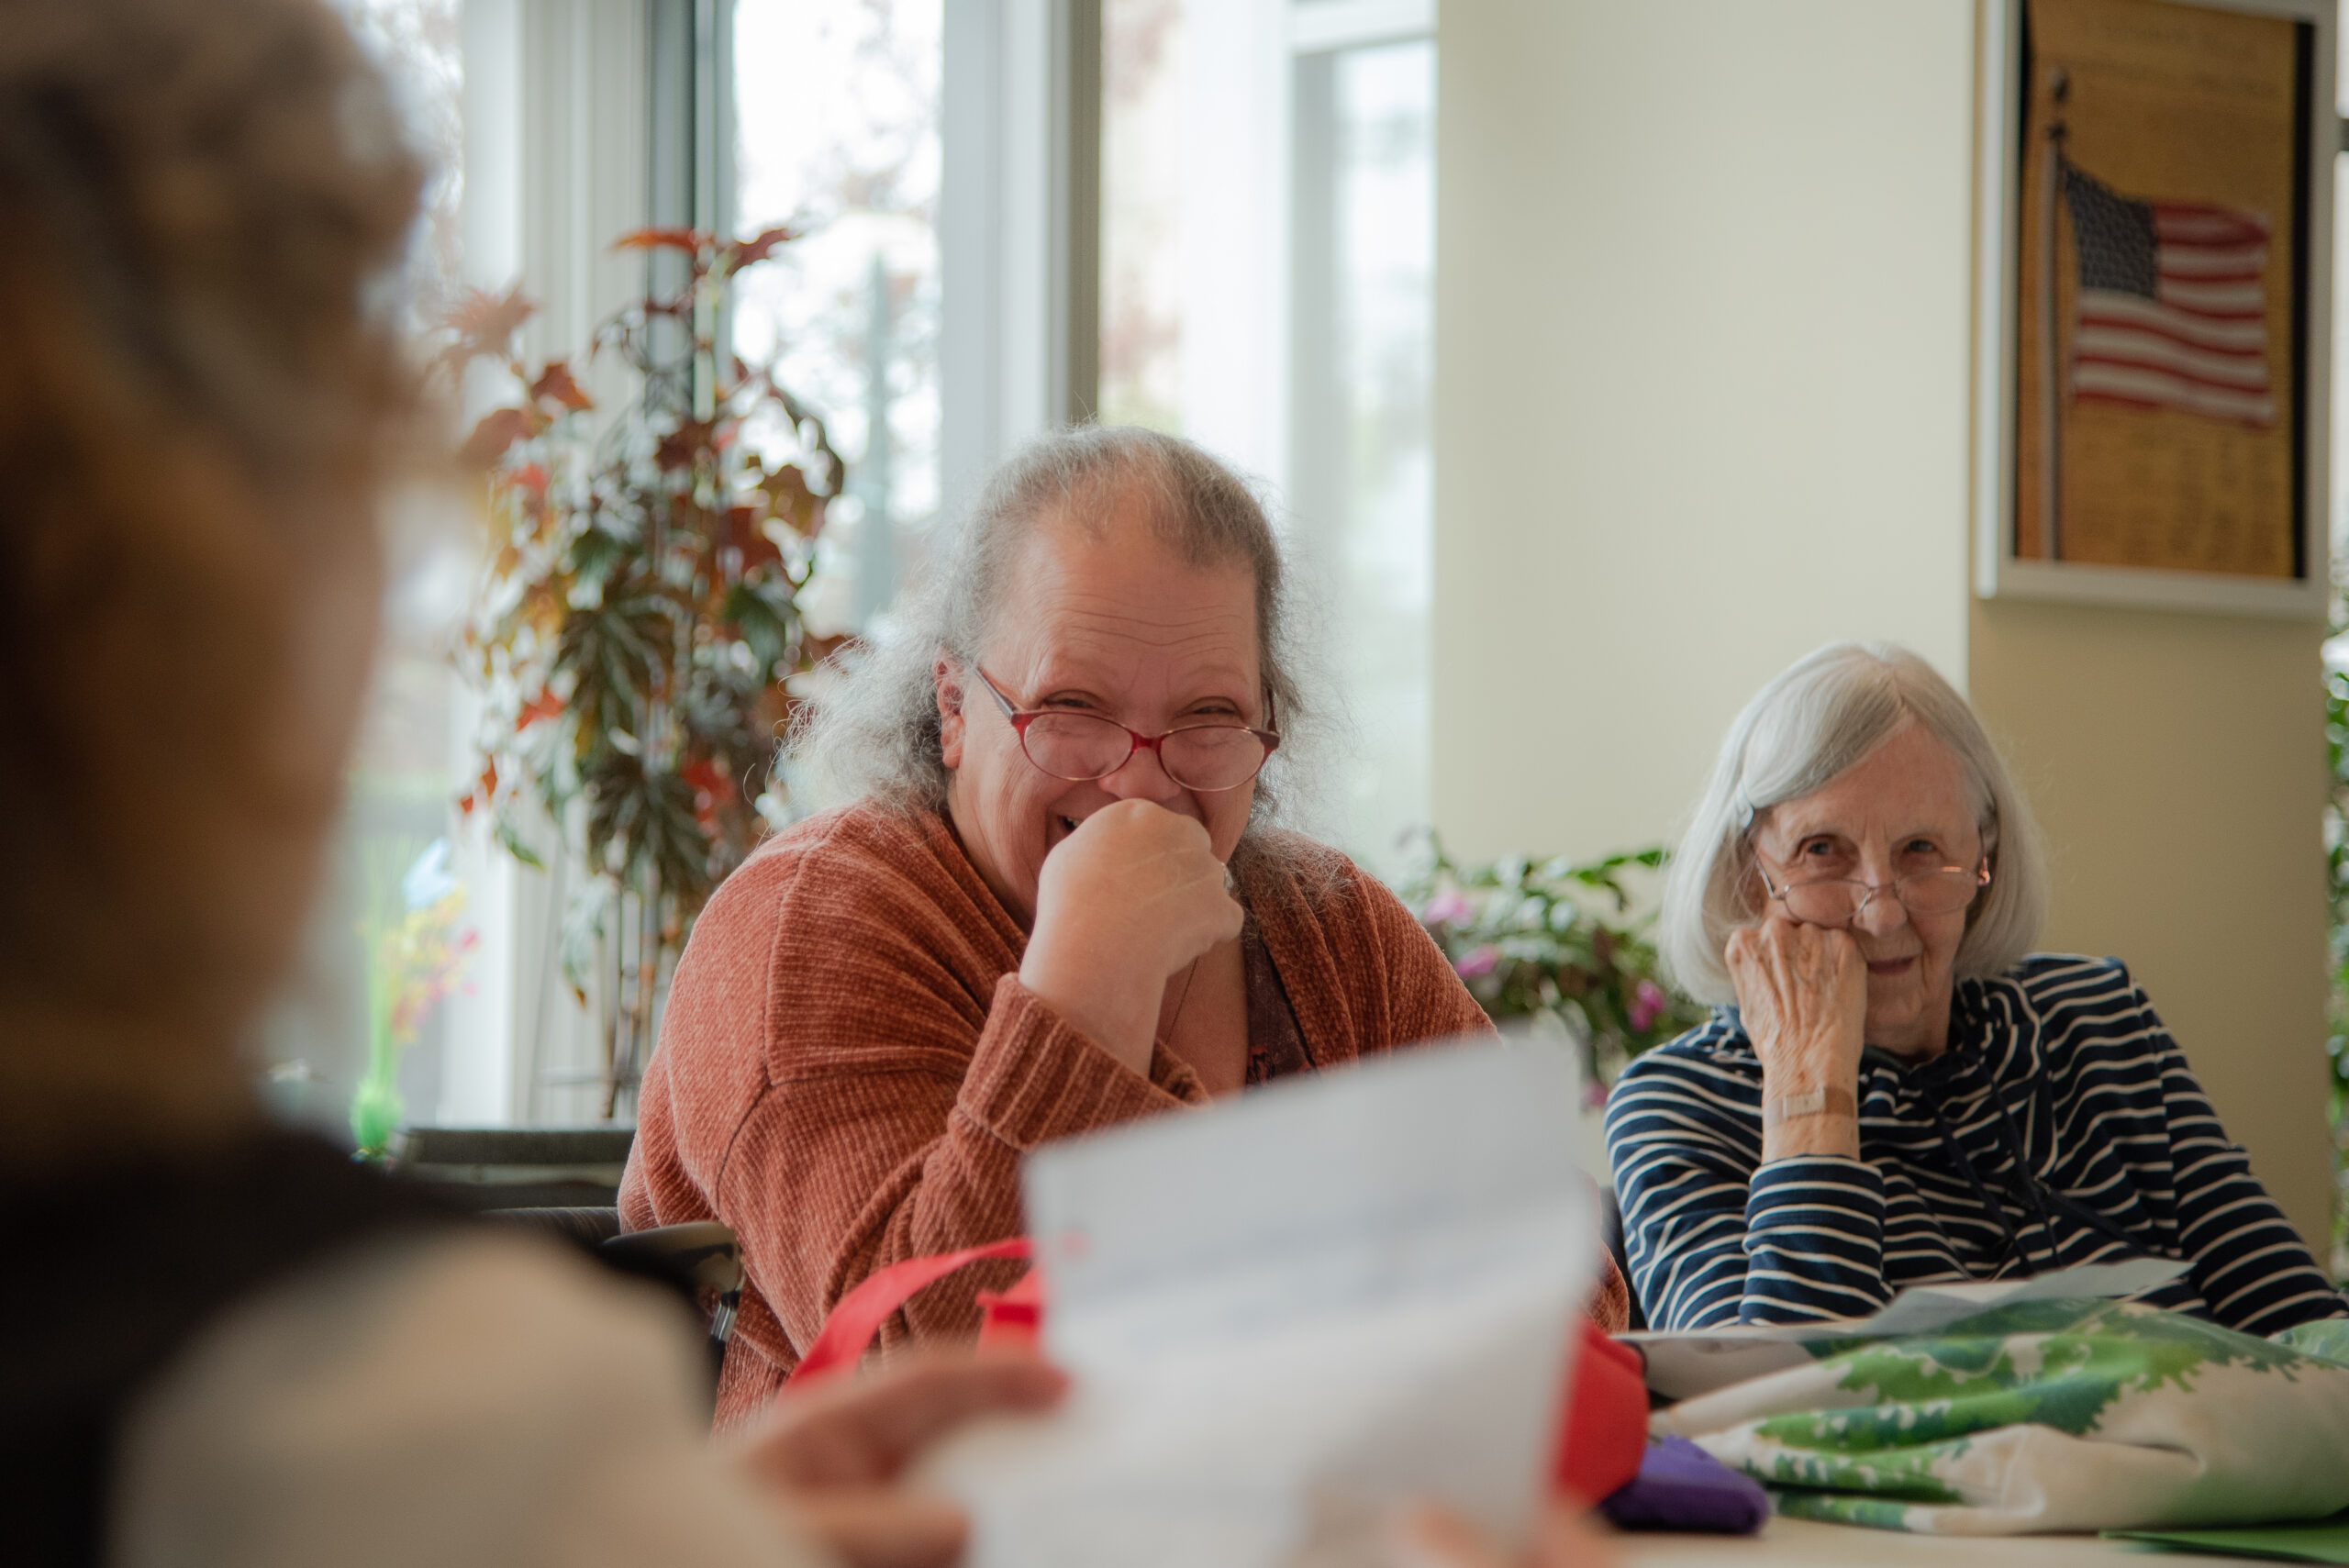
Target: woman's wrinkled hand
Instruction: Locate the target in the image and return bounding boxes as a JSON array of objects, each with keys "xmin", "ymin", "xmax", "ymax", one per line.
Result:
[
  {"xmin": 1725, "ymin": 908, "xmax": 1865, "ymax": 1159},
  {"xmin": 735, "ymin": 1353, "xmax": 1067, "ymax": 1568},
  {"xmin": 1019, "ymin": 798, "xmax": 1243, "ymax": 1074}
]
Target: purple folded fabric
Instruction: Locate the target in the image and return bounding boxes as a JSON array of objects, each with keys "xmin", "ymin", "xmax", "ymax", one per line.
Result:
[{"xmin": 1598, "ymin": 1436, "xmax": 1771, "ymax": 1534}]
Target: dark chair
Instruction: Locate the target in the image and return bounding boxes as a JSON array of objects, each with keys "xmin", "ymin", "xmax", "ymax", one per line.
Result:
[
  {"xmin": 487, "ymin": 1205, "xmax": 623, "ymax": 1246},
  {"xmin": 391, "ymin": 1126, "xmax": 636, "ymax": 1210},
  {"xmin": 1599, "ymin": 1182, "xmax": 1646, "ymax": 1332},
  {"xmin": 601, "ymin": 1220, "xmax": 744, "ymax": 1351}
]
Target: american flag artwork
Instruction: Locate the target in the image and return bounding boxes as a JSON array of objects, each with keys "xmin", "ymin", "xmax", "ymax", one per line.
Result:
[{"xmin": 2059, "ymin": 161, "xmax": 2276, "ymax": 428}]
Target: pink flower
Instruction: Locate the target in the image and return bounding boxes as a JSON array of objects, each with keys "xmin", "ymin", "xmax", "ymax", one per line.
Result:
[
  {"xmin": 1454, "ymin": 944, "xmax": 1500, "ymax": 980},
  {"xmin": 1421, "ymin": 888, "xmax": 1475, "ymax": 928},
  {"xmin": 1629, "ymin": 977, "xmax": 1667, "ymax": 1033}
]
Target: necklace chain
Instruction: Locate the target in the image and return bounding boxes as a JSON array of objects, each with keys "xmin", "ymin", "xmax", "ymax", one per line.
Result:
[{"xmin": 1155, "ymin": 956, "xmax": 1202, "ymax": 1050}]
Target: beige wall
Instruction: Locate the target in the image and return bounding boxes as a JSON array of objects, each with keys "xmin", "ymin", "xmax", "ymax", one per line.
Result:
[
  {"xmin": 1969, "ymin": 602, "xmax": 2334, "ymax": 1253},
  {"xmin": 1431, "ymin": 0, "xmax": 1977, "ymax": 866},
  {"xmin": 1433, "ymin": 0, "xmax": 2336, "ymax": 1250}
]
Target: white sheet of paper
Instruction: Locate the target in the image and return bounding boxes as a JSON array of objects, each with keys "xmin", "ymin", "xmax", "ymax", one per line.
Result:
[
  {"xmin": 917, "ymin": 1039, "xmax": 1599, "ymax": 1568},
  {"xmin": 1621, "ymin": 1255, "xmax": 2189, "ymax": 1401}
]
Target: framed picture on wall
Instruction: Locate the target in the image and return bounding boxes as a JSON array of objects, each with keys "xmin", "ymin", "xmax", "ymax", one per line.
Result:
[{"xmin": 1976, "ymin": 0, "xmax": 2335, "ymax": 617}]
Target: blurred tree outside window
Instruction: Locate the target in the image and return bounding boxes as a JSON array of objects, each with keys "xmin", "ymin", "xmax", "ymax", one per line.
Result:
[
  {"xmin": 1296, "ymin": 37, "xmax": 1436, "ymax": 883},
  {"xmin": 1100, "ymin": 0, "xmax": 1184, "ymax": 436},
  {"xmin": 732, "ymin": 0, "xmax": 941, "ymax": 638},
  {"xmin": 1102, "ymin": 2, "xmax": 1435, "ymax": 881}
]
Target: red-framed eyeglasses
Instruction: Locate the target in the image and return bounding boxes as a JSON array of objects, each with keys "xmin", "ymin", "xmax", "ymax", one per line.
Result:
[{"xmin": 972, "ymin": 665, "xmax": 1280, "ymax": 793}]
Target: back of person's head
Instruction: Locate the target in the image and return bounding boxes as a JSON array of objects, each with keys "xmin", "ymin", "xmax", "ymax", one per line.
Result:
[{"xmin": 0, "ymin": 0, "xmax": 422, "ymax": 1134}]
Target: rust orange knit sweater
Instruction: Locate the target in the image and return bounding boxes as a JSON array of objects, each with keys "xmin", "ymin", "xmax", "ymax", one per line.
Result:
[{"xmin": 621, "ymin": 802, "xmax": 1629, "ymax": 1429}]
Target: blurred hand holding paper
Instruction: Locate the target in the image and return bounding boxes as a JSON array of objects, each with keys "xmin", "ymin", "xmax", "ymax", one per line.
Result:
[{"xmin": 915, "ymin": 1039, "xmax": 1598, "ymax": 1568}]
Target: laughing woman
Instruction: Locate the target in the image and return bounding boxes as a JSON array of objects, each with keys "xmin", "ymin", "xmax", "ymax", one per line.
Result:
[
  {"xmin": 624, "ymin": 427, "xmax": 1631, "ymax": 1428},
  {"xmin": 1606, "ymin": 642, "xmax": 2348, "ymax": 1334}
]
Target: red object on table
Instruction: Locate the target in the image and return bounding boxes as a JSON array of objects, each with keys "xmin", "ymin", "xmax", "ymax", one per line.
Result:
[
  {"xmin": 786, "ymin": 1240, "xmax": 1646, "ymax": 1503},
  {"xmin": 1552, "ymin": 1321, "xmax": 1648, "ymax": 1503}
]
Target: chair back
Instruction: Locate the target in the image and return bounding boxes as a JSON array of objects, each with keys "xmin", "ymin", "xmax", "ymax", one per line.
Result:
[
  {"xmin": 393, "ymin": 1127, "xmax": 635, "ymax": 1210},
  {"xmin": 485, "ymin": 1205, "xmax": 622, "ymax": 1246},
  {"xmin": 602, "ymin": 1220, "xmax": 744, "ymax": 1349},
  {"xmin": 1599, "ymin": 1183, "xmax": 1646, "ymax": 1331}
]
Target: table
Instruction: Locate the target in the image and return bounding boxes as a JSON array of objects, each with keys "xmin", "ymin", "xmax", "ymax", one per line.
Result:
[{"xmin": 1617, "ymin": 1517, "xmax": 2283, "ymax": 1565}]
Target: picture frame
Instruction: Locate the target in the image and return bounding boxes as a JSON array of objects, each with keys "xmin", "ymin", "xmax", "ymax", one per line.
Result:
[{"xmin": 1975, "ymin": 0, "xmax": 2336, "ymax": 617}]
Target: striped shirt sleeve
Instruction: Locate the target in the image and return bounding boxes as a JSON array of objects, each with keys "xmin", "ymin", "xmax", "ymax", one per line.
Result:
[
  {"xmin": 1606, "ymin": 1049, "xmax": 1896, "ymax": 1329},
  {"xmin": 2134, "ymin": 986, "xmax": 2347, "ymax": 1334}
]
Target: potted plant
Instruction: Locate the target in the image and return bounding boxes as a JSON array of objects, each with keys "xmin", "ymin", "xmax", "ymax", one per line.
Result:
[{"xmin": 440, "ymin": 225, "xmax": 844, "ymax": 1118}]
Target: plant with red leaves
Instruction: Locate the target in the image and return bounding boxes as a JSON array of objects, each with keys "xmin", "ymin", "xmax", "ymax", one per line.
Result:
[{"xmin": 438, "ymin": 225, "xmax": 844, "ymax": 1117}]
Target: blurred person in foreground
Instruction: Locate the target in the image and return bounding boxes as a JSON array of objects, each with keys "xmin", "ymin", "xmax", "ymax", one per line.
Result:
[
  {"xmin": 622, "ymin": 426, "xmax": 1631, "ymax": 1428},
  {"xmin": 0, "ymin": 3, "xmax": 1611, "ymax": 1566},
  {"xmin": 1607, "ymin": 642, "xmax": 2348, "ymax": 1333},
  {"xmin": 0, "ymin": 2, "xmax": 1064, "ymax": 1563}
]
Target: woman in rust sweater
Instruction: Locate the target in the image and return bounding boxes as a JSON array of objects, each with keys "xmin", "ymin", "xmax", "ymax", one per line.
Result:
[{"xmin": 623, "ymin": 427, "xmax": 1629, "ymax": 1429}]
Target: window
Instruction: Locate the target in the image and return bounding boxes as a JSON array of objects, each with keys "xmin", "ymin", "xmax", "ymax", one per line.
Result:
[
  {"xmin": 1099, "ymin": 0, "xmax": 1183, "ymax": 432},
  {"xmin": 259, "ymin": 0, "xmax": 472, "ymax": 1141},
  {"xmin": 1100, "ymin": 0, "xmax": 1436, "ymax": 876},
  {"xmin": 1290, "ymin": 31, "xmax": 1436, "ymax": 882},
  {"xmin": 733, "ymin": 0, "xmax": 944, "ymax": 633},
  {"xmin": 265, "ymin": 0, "xmax": 1431, "ymax": 1139},
  {"xmin": 1098, "ymin": 0, "xmax": 1286, "ymax": 481}
]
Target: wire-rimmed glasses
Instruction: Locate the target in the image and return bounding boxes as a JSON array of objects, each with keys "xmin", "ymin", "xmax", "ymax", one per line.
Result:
[
  {"xmin": 1755, "ymin": 856, "xmax": 1990, "ymax": 926},
  {"xmin": 973, "ymin": 666, "xmax": 1280, "ymax": 793}
]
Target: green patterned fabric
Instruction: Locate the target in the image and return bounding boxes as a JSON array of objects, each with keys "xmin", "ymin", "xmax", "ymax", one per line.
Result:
[
  {"xmin": 2275, "ymin": 1317, "xmax": 2349, "ymax": 1370},
  {"xmin": 1652, "ymin": 1299, "xmax": 2349, "ymax": 1535}
]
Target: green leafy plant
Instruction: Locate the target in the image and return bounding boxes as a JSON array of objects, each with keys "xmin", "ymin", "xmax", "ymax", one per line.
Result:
[
  {"xmin": 440, "ymin": 225, "xmax": 843, "ymax": 1118},
  {"xmin": 1398, "ymin": 833, "xmax": 1706, "ymax": 1099}
]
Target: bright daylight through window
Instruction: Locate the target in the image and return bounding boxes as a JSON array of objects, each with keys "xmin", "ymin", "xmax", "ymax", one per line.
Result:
[
  {"xmin": 261, "ymin": 0, "xmax": 470, "ymax": 1145},
  {"xmin": 1103, "ymin": 1, "xmax": 1436, "ymax": 877},
  {"xmin": 733, "ymin": 0, "xmax": 942, "ymax": 637},
  {"xmin": 262, "ymin": 0, "xmax": 1437, "ymax": 1145}
]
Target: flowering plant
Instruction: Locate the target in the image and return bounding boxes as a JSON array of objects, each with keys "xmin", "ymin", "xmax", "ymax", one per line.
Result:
[
  {"xmin": 1398, "ymin": 833, "xmax": 1704, "ymax": 1100},
  {"xmin": 351, "ymin": 839, "xmax": 478, "ymax": 1159}
]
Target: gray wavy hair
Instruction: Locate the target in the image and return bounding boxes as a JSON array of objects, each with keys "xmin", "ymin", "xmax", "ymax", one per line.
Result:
[
  {"xmin": 785, "ymin": 426, "xmax": 1316, "ymax": 832},
  {"xmin": 1657, "ymin": 641, "xmax": 2050, "ymax": 1006}
]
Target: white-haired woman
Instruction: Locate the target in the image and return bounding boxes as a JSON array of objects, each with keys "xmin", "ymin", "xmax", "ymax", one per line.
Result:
[
  {"xmin": 626, "ymin": 426, "xmax": 1631, "ymax": 1429},
  {"xmin": 1605, "ymin": 642, "xmax": 2346, "ymax": 1334}
]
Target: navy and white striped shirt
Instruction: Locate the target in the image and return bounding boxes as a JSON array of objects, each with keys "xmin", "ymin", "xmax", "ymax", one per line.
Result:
[{"xmin": 1604, "ymin": 954, "xmax": 2347, "ymax": 1335}]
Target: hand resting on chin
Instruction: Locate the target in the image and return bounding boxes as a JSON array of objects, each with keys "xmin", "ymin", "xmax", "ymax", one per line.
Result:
[{"xmin": 1017, "ymin": 798, "xmax": 1243, "ymax": 1076}]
